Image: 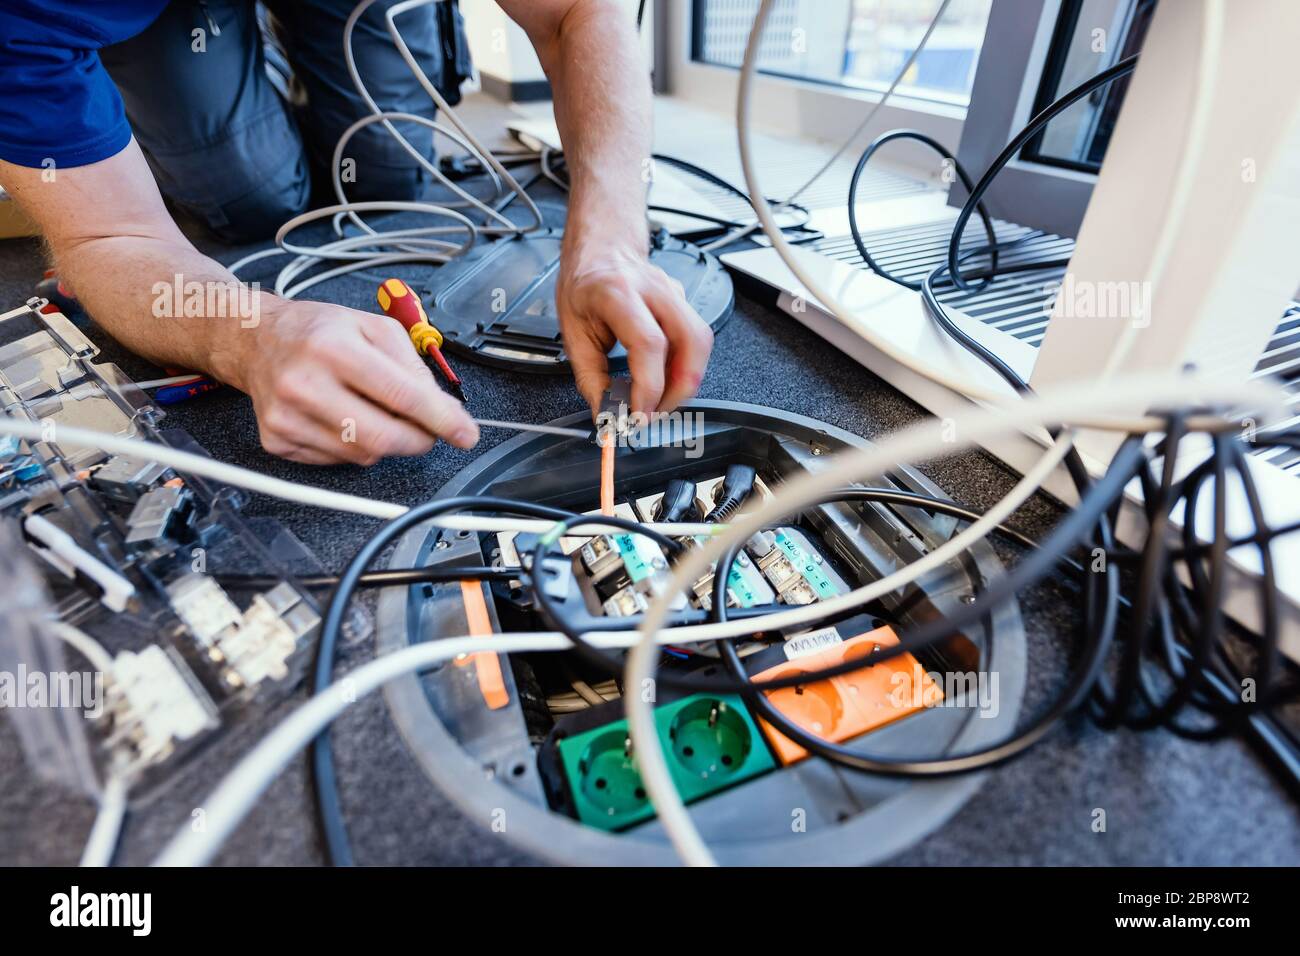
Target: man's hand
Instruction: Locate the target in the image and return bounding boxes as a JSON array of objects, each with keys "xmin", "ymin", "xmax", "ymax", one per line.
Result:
[
  {"xmin": 3, "ymin": 143, "xmax": 478, "ymax": 467},
  {"xmin": 214, "ymin": 298, "xmax": 479, "ymax": 465},
  {"xmin": 557, "ymin": 248, "xmax": 713, "ymax": 414}
]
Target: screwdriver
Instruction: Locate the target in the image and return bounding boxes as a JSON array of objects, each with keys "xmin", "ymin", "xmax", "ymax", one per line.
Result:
[
  {"xmin": 376, "ymin": 278, "xmax": 468, "ymax": 404},
  {"xmin": 375, "ymin": 279, "xmax": 589, "ymax": 442}
]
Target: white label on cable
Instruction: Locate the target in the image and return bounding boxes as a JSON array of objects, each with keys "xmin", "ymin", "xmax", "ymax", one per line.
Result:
[{"xmin": 783, "ymin": 626, "xmax": 842, "ymax": 661}]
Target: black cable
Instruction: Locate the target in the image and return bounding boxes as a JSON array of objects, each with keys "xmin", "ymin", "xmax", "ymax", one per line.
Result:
[
  {"xmin": 847, "ymin": 129, "xmax": 1000, "ymax": 291},
  {"xmin": 840, "ymin": 59, "xmax": 1143, "ymax": 389},
  {"xmin": 893, "ymin": 56, "xmax": 1141, "ymax": 389},
  {"xmin": 1093, "ymin": 415, "xmax": 1192, "ymax": 728},
  {"xmin": 312, "ymin": 495, "xmax": 581, "ymax": 866},
  {"xmin": 647, "ymin": 206, "xmax": 749, "ymax": 230},
  {"xmin": 706, "ymin": 446, "xmax": 1134, "ymax": 774},
  {"xmin": 846, "ymin": 53, "xmax": 1298, "ymax": 778},
  {"xmin": 528, "ymin": 511, "xmax": 686, "ymax": 677},
  {"xmin": 944, "ymin": 53, "xmax": 1139, "ymax": 291},
  {"xmin": 216, "ymin": 566, "xmax": 513, "ymax": 590},
  {"xmin": 651, "ymin": 153, "xmax": 812, "ymax": 228},
  {"xmin": 545, "ymin": 149, "xmax": 814, "ymax": 238}
]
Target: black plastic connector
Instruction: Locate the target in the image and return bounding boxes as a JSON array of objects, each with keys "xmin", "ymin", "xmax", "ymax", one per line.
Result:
[
  {"xmin": 705, "ymin": 464, "xmax": 756, "ymax": 523},
  {"xmin": 654, "ymin": 478, "xmax": 699, "ymax": 523}
]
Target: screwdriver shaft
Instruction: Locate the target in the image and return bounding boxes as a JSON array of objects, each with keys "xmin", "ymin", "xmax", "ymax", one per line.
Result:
[{"xmin": 473, "ymin": 418, "xmax": 591, "ymax": 440}]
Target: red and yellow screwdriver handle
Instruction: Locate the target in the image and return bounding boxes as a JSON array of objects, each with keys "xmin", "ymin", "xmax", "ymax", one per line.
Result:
[
  {"xmin": 376, "ymin": 278, "xmax": 443, "ymax": 356},
  {"xmin": 376, "ymin": 278, "xmax": 465, "ymax": 399}
]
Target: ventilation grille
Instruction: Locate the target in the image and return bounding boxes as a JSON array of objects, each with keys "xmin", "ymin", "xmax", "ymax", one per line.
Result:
[
  {"xmin": 1249, "ymin": 304, "xmax": 1300, "ymax": 471},
  {"xmin": 813, "ymin": 221, "xmax": 1300, "ymax": 473},
  {"xmin": 814, "ymin": 220, "xmax": 1073, "ymax": 346}
]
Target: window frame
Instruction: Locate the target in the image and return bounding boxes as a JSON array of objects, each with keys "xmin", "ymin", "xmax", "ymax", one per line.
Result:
[
  {"xmin": 952, "ymin": 0, "xmax": 1101, "ymax": 237},
  {"xmin": 1019, "ymin": 0, "xmax": 1150, "ymax": 175}
]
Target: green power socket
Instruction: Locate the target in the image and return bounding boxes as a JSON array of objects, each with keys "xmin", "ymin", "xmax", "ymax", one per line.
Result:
[{"xmin": 556, "ymin": 694, "xmax": 775, "ymax": 831}]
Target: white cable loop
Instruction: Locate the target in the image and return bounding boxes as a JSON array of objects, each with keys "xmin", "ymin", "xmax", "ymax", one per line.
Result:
[{"xmin": 229, "ymin": 0, "xmax": 544, "ymax": 297}]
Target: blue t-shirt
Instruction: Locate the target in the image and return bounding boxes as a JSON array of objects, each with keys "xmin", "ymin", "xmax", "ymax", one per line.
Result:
[{"xmin": 0, "ymin": 1, "xmax": 168, "ymax": 168}]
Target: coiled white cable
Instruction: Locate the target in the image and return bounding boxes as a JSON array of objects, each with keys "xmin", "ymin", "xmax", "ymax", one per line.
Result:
[{"xmin": 228, "ymin": 0, "xmax": 544, "ymax": 296}]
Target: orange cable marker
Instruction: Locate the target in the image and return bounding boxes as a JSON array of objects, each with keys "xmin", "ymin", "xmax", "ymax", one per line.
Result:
[{"xmin": 456, "ymin": 578, "xmax": 509, "ymax": 710}]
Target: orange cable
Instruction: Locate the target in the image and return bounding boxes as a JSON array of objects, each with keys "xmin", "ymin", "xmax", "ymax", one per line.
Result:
[{"xmin": 599, "ymin": 438, "xmax": 616, "ymax": 516}]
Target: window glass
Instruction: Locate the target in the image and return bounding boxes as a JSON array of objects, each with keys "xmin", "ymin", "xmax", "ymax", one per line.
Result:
[
  {"xmin": 1022, "ymin": 0, "xmax": 1157, "ymax": 172},
  {"xmin": 692, "ymin": 0, "xmax": 994, "ymax": 106}
]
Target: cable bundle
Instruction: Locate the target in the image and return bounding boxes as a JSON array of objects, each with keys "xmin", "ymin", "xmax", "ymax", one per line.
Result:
[{"xmin": 228, "ymin": 0, "xmax": 545, "ymax": 299}]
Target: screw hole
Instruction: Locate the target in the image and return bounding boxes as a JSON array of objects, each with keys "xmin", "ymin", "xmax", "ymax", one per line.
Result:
[
  {"xmin": 721, "ymin": 754, "xmax": 733, "ymax": 766},
  {"xmin": 682, "ymin": 746, "xmax": 694, "ymax": 757},
  {"xmin": 595, "ymin": 777, "xmax": 607, "ymax": 790},
  {"xmin": 511, "ymin": 763, "xmax": 526, "ymax": 777}
]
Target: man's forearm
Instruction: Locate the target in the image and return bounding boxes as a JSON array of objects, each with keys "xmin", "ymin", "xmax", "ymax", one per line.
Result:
[
  {"xmin": 2, "ymin": 144, "xmax": 264, "ymax": 390},
  {"xmin": 51, "ymin": 232, "xmax": 269, "ymax": 389},
  {"xmin": 2, "ymin": 137, "xmax": 477, "ymax": 465},
  {"xmin": 502, "ymin": 0, "xmax": 712, "ymax": 414},
  {"xmin": 529, "ymin": 0, "xmax": 653, "ymax": 261}
]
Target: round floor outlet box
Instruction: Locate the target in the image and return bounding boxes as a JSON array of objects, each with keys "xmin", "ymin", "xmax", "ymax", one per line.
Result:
[{"xmin": 377, "ymin": 401, "xmax": 1027, "ymax": 865}]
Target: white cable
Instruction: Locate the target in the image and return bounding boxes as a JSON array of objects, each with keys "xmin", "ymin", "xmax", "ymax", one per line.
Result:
[
  {"xmin": 717, "ymin": 0, "xmax": 1222, "ymax": 629},
  {"xmin": 0, "ymin": 415, "xmax": 724, "ymax": 538},
  {"xmin": 699, "ymin": 0, "xmax": 954, "ymax": 253},
  {"xmin": 155, "ymin": 620, "xmax": 799, "ymax": 867},
  {"xmin": 47, "ymin": 620, "xmax": 116, "ymax": 676},
  {"xmin": 154, "ymin": 632, "xmax": 564, "ymax": 866},
  {"xmin": 133, "ymin": 374, "xmax": 204, "ymax": 390},
  {"xmin": 641, "ymin": 0, "xmax": 1231, "ymax": 650},
  {"xmin": 80, "ymin": 773, "xmax": 129, "ymax": 867},
  {"xmin": 23, "ymin": 513, "xmax": 136, "ymax": 612},
  {"xmin": 736, "ymin": 5, "xmax": 1011, "ymax": 406},
  {"xmin": 384, "ymin": 0, "xmax": 544, "ymax": 229}
]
